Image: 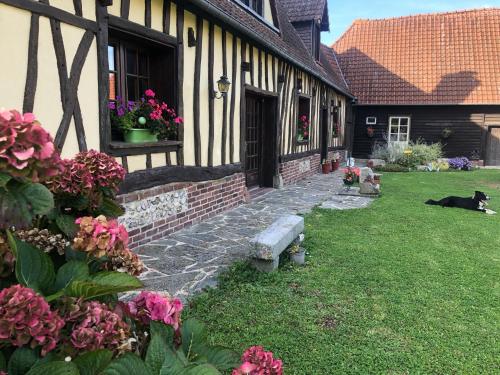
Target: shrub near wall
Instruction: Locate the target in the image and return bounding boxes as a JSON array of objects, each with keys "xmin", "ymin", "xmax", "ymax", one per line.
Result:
[{"xmin": 0, "ymin": 110, "xmax": 282, "ymax": 375}]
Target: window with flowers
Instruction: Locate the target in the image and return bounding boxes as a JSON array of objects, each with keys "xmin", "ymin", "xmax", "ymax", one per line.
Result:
[
  {"xmin": 331, "ymin": 99, "xmax": 341, "ymax": 139},
  {"xmin": 107, "ymin": 31, "xmax": 179, "ymax": 144},
  {"xmin": 297, "ymin": 96, "xmax": 311, "ymax": 143}
]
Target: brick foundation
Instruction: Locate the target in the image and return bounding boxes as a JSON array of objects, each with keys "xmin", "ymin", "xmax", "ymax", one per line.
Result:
[
  {"xmin": 117, "ymin": 173, "xmax": 247, "ymax": 249},
  {"xmin": 279, "ymin": 150, "xmax": 346, "ymax": 185}
]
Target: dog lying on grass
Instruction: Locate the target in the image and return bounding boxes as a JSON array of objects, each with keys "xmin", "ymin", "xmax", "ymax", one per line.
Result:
[{"xmin": 426, "ymin": 191, "xmax": 497, "ymax": 215}]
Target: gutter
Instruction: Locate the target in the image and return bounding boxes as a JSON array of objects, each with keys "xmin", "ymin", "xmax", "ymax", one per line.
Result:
[{"xmin": 187, "ymin": 0, "xmax": 354, "ymax": 99}]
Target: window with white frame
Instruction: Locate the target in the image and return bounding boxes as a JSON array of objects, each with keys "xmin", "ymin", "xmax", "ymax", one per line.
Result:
[
  {"xmin": 366, "ymin": 116, "xmax": 377, "ymax": 125},
  {"xmin": 388, "ymin": 116, "xmax": 410, "ymax": 144}
]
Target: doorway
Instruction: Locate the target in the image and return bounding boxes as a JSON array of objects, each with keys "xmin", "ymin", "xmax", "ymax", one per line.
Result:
[
  {"xmin": 244, "ymin": 92, "xmax": 277, "ymax": 188},
  {"xmin": 485, "ymin": 126, "xmax": 500, "ymax": 166}
]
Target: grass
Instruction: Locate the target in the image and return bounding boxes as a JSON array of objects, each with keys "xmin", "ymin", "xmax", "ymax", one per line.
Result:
[{"xmin": 186, "ymin": 170, "xmax": 500, "ymax": 374}]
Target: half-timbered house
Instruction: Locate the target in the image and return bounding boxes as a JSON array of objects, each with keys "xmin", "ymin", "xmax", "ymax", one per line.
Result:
[{"xmin": 0, "ymin": 0, "xmax": 353, "ymax": 247}]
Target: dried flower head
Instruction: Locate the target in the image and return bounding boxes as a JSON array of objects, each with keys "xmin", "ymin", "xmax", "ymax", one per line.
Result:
[
  {"xmin": 126, "ymin": 291, "xmax": 183, "ymax": 330},
  {"xmin": 0, "ymin": 285, "xmax": 64, "ymax": 356},
  {"xmin": 15, "ymin": 228, "xmax": 69, "ymax": 256},
  {"xmin": 0, "ymin": 233, "xmax": 15, "ymax": 277},
  {"xmin": 0, "ymin": 109, "xmax": 61, "ymax": 181}
]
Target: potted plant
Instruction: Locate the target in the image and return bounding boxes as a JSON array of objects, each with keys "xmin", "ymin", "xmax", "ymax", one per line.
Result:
[
  {"xmin": 109, "ymin": 89, "xmax": 183, "ymax": 144},
  {"xmin": 289, "ymin": 243, "xmax": 306, "ymax": 265},
  {"xmin": 367, "ymin": 126, "xmax": 375, "ymax": 138},
  {"xmin": 331, "ymin": 151, "xmax": 341, "ymax": 171},
  {"xmin": 297, "ymin": 115, "xmax": 310, "ymax": 142},
  {"xmin": 321, "ymin": 159, "xmax": 331, "ymax": 174},
  {"xmin": 343, "ymin": 167, "xmax": 358, "ymax": 186}
]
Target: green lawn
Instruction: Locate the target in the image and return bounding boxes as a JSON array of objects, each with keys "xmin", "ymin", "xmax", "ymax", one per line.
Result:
[{"xmin": 186, "ymin": 170, "xmax": 500, "ymax": 374}]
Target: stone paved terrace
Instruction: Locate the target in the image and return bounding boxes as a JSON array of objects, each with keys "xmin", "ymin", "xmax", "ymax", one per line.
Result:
[{"xmin": 134, "ymin": 172, "xmax": 372, "ymax": 299}]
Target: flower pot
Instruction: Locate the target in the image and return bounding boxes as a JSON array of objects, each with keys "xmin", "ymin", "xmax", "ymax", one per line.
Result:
[
  {"xmin": 331, "ymin": 160, "xmax": 340, "ymax": 171},
  {"xmin": 124, "ymin": 129, "xmax": 158, "ymax": 143},
  {"xmin": 291, "ymin": 250, "xmax": 306, "ymax": 265},
  {"xmin": 322, "ymin": 163, "xmax": 331, "ymax": 174}
]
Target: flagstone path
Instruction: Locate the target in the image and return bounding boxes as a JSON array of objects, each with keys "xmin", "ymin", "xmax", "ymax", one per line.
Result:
[{"xmin": 135, "ymin": 172, "xmax": 374, "ymax": 299}]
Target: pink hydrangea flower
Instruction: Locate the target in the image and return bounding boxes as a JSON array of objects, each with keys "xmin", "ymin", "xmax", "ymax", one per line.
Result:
[
  {"xmin": 0, "ymin": 109, "xmax": 60, "ymax": 181},
  {"xmin": 126, "ymin": 291, "xmax": 183, "ymax": 330},
  {"xmin": 0, "ymin": 285, "xmax": 64, "ymax": 356},
  {"xmin": 65, "ymin": 300, "xmax": 130, "ymax": 354},
  {"xmin": 232, "ymin": 346, "xmax": 283, "ymax": 375},
  {"xmin": 144, "ymin": 89, "xmax": 156, "ymax": 98}
]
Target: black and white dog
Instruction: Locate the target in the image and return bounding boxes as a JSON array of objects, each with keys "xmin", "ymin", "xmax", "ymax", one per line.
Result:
[{"xmin": 426, "ymin": 191, "xmax": 496, "ymax": 214}]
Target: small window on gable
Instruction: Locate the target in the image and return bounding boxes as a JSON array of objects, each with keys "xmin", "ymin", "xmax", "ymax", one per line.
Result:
[
  {"xmin": 242, "ymin": 0, "xmax": 263, "ymax": 15},
  {"xmin": 366, "ymin": 117, "xmax": 377, "ymax": 125},
  {"xmin": 108, "ymin": 30, "xmax": 178, "ymax": 144},
  {"xmin": 297, "ymin": 96, "xmax": 311, "ymax": 143}
]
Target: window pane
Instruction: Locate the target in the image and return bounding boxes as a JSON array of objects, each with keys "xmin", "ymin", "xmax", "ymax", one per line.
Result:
[
  {"xmin": 400, "ymin": 134, "xmax": 408, "ymax": 142},
  {"xmin": 400, "ymin": 126, "xmax": 408, "ymax": 134},
  {"xmin": 390, "ymin": 126, "xmax": 399, "ymax": 134},
  {"xmin": 139, "ymin": 53, "xmax": 148, "ymax": 76},
  {"xmin": 400, "ymin": 118, "xmax": 409, "ymax": 126},
  {"xmin": 126, "ymin": 48, "xmax": 137, "ymax": 74},
  {"xmin": 127, "ymin": 76, "xmax": 138, "ymax": 101},
  {"xmin": 390, "ymin": 118, "xmax": 399, "ymax": 126},
  {"xmin": 108, "ymin": 45, "xmax": 116, "ymax": 71},
  {"xmin": 139, "ymin": 78, "xmax": 149, "ymax": 97},
  {"xmin": 390, "ymin": 134, "xmax": 398, "ymax": 141},
  {"xmin": 109, "ymin": 73, "xmax": 116, "ymax": 100}
]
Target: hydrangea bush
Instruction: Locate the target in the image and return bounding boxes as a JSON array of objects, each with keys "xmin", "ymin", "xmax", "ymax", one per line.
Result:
[{"xmin": 0, "ymin": 109, "xmax": 282, "ymax": 375}]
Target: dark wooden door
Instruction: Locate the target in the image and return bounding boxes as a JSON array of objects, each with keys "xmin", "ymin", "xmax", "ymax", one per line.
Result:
[
  {"xmin": 486, "ymin": 127, "xmax": 500, "ymax": 166},
  {"xmin": 245, "ymin": 93, "xmax": 277, "ymax": 187}
]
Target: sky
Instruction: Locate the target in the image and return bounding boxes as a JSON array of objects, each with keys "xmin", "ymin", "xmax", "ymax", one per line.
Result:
[{"xmin": 322, "ymin": 0, "xmax": 500, "ymax": 45}]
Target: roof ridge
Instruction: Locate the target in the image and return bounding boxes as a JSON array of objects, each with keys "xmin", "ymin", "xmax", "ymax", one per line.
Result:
[{"xmin": 351, "ymin": 7, "xmax": 500, "ymax": 23}]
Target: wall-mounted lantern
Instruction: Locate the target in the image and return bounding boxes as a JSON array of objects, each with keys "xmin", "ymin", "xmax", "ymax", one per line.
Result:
[{"xmin": 213, "ymin": 75, "xmax": 231, "ymax": 99}]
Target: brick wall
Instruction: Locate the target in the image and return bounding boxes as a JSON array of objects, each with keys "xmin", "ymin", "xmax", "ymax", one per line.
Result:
[{"xmin": 117, "ymin": 173, "xmax": 247, "ymax": 249}]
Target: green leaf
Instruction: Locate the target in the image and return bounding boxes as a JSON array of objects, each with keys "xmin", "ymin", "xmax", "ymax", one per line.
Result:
[
  {"xmin": 102, "ymin": 353, "xmax": 151, "ymax": 375},
  {"xmin": 180, "ymin": 319, "xmax": 207, "ymax": 359},
  {"xmin": 9, "ymin": 235, "xmax": 55, "ymax": 294},
  {"xmin": 54, "ymin": 260, "xmax": 89, "ymax": 291},
  {"xmin": 65, "ymin": 246, "xmax": 87, "ymax": 262},
  {"xmin": 65, "ymin": 271, "xmax": 142, "ymax": 300},
  {"xmin": 159, "ymin": 350, "xmax": 187, "ymax": 375},
  {"xmin": 0, "ymin": 172, "xmax": 11, "ymax": 188},
  {"xmin": 146, "ymin": 322, "xmax": 175, "ymax": 374},
  {"xmin": 8, "ymin": 348, "xmax": 39, "ymax": 375},
  {"xmin": 19, "ymin": 183, "xmax": 54, "ymax": 216},
  {"xmin": 73, "ymin": 350, "xmax": 113, "ymax": 375},
  {"xmin": 97, "ymin": 198, "xmax": 125, "ymax": 218},
  {"xmin": 193, "ymin": 346, "xmax": 240, "ymax": 371},
  {"xmin": 25, "ymin": 361, "xmax": 79, "ymax": 375},
  {"xmin": 182, "ymin": 364, "xmax": 221, "ymax": 375},
  {"xmin": 0, "ymin": 351, "xmax": 6, "ymax": 371},
  {"xmin": 55, "ymin": 214, "xmax": 78, "ymax": 238}
]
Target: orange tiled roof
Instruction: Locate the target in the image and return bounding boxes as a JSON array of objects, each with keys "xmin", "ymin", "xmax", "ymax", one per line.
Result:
[{"xmin": 332, "ymin": 8, "xmax": 500, "ymax": 105}]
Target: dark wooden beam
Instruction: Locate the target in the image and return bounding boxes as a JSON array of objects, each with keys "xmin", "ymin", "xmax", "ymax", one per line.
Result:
[
  {"xmin": 229, "ymin": 35, "xmax": 237, "ymax": 164},
  {"xmin": 176, "ymin": 4, "xmax": 184, "ymax": 165},
  {"xmin": 165, "ymin": 152, "xmax": 172, "ymax": 166},
  {"xmin": 119, "ymin": 164, "xmax": 243, "ymax": 194},
  {"xmin": 120, "ymin": 0, "xmax": 130, "ymax": 19},
  {"xmin": 1, "ymin": 0, "xmax": 97, "ymax": 31},
  {"xmin": 23, "ymin": 13, "xmax": 39, "ymax": 114},
  {"xmin": 239, "ymin": 41, "xmax": 247, "ymax": 169},
  {"xmin": 108, "ymin": 15, "xmax": 177, "ymax": 46},
  {"xmin": 145, "ymin": 0, "xmax": 151, "ymax": 28},
  {"xmin": 221, "ymin": 29, "xmax": 228, "ymax": 165},
  {"xmin": 73, "ymin": 0, "xmax": 82, "ymax": 16},
  {"xmin": 121, "ymin": 156, "xmax": 129, "ymax": 173},
  {"xmin": 193, "ymin": 15, "xmax": 203, "ymax": 166},
  {"xmin": 208, "ymin": 22, "xmax": 215, "ymax": 167},
  {"xmin": 107, "ymin": 140, "xmax": 182, "ymax": 156},
  {"xmin": 146, "ymin": 153, "xmax": 152, "ymax": 169},
  {"xmin": 54, "ymin": 30, "xmax": 94, "ymax": 150},
  {"xmin": 96, "ymin": 2, "xmax": 110, "ymax": 152},
  {"xmin": 163, "ymin": 0, "xmax": 171, "ymax": 34}
]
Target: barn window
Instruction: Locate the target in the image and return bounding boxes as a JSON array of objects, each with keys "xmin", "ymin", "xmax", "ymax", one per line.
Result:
[
  {"xmin": 108, "ymin": 30, "xmax": 177, "ymax": 142},
  {"xmin": 331, "ymin": 100, "xmax": 342, "ymax": 139},
  {"xmin": 388, "ymin": 116, "xmax": 411, "ymax": 144},
  {"xmin": 366, "ymin": 117, "xmax": 377, "ymax": 125},
  {"xmin": 297, "ymin": 96, "xmax": 311, "ymax": 143}
]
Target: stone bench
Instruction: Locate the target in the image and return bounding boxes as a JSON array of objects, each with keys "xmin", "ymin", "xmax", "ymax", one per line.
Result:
[{"xmin": 250, "ymin": 215, "xmax": 304, "ymax": 272}]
